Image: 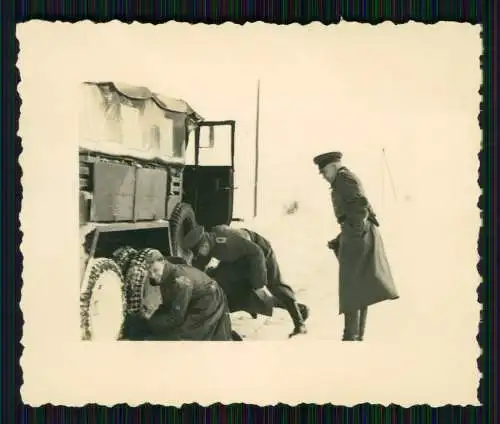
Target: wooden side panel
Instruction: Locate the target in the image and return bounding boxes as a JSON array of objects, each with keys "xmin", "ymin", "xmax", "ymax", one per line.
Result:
[
  {"xmin": 134, "ymin": 168, "xmax": 168, "ymax": 221},
  {"xmin": 91, "ymin": 162, "xmax": 136, "ymax": 222}
]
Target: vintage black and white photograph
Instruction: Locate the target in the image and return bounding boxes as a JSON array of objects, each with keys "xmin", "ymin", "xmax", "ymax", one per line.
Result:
[{"xmin": 19, "ymin": 21, "xmax": 481, "ymax": 406}]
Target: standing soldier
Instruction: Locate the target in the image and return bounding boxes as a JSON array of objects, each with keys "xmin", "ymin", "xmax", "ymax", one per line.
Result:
[{"xmin": 313, "ymin": 151, "xmax": 399, "ymax": 341}]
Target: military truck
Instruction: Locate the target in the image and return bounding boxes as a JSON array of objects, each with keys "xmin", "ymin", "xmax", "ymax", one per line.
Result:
[{"xmin": 79, "ymin": 81, "xmax": 238, "ymax": 340}]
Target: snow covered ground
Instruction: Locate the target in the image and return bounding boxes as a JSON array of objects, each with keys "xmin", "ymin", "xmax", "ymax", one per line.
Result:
[
  {"xmin": 225, "ymin": 192, "xmax": 481, "ymax": 404},
  {"xmin": 228, "ymin": 192, "xmax": 480, "ymax": 348}
]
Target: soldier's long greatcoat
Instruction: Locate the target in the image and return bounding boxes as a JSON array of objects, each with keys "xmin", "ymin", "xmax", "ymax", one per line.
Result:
[{"xmin": 330, "ymin": 167, "xmax": 399, "ymax": 315}]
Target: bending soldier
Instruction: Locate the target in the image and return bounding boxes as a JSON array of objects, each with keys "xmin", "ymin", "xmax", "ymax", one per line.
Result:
[
  {"xmin": 183, "ymin": 225, "xmax": 308, "ymax": 338},
  {"xmin": 212, "ymin": 225, "xmax": 309, "ymax": 337}
]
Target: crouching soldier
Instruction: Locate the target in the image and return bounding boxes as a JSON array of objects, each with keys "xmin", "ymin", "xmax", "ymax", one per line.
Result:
[
  {"xmin": 136, "ymin": 250, "xmax": 237, "ymax": 341},
  {"xmin": 183, "ymin": 225, "xmax": 307, "ymax": 338},
  {"xmin": 212, "ymin": 225, "xmax": 309, "ymax": 337}
]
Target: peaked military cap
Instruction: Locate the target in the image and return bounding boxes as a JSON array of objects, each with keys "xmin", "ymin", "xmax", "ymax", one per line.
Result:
[
  {"xmin": 313, "ymin": 151, "xmax": 343, "ymax": 169},
  {"xmin": 182, "ymin": 224, "xmax": 206, "ymax": 250}
]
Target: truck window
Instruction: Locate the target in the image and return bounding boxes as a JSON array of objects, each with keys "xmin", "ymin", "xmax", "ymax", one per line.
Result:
[
  {"xmin": 183, "ymin": 123, "xmax": 232, "ymax": 166},
  {"xmin": 197, "ymin": 124, "xmax": 232, "ymax": 166}
]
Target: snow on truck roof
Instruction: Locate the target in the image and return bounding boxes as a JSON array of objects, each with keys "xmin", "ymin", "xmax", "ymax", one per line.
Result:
[
  {"xmin": 83, "ymin": 81, "xmax": 204, "ymax": 121},
  {"xmin": 79, "ymin": 81, "xmax": 204, "ymax": 164}
]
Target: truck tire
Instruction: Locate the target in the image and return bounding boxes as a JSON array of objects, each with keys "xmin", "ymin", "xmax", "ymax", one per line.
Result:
[
  {"xmin": 80, "ymin": 258, "xmax": 126, "ymax": 341},
  {"xmin": 125, "ymin": 248, "xmax": 158, "ymax": 315},
  {"xmin": 170, "ymin": 202, "xmax": 197, "ymax": 258},
  {"xmin": 112, "ymin": 246, "xmax": 138, "ymax": 276}
]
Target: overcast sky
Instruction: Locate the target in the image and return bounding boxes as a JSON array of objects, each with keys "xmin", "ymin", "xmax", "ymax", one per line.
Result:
[{"xmin": 18, "ymin": 21, "xmax": 481, "ymax": 225}]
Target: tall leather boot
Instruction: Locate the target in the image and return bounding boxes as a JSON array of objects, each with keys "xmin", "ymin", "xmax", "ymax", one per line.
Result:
[
  {"xmin": 285, "ymin": 300, "xmax": 308, "ymax": 338},
  {"xmin": 298, "ymin": 303, "xmax": 310, "ymax": 322},
  {"xmin": 342, "ymin": 310, "xmax": 360, "ymax": 341},
  {"xmin": 358, "ymin": 306, "xmax": 368, "ymax": 341}
]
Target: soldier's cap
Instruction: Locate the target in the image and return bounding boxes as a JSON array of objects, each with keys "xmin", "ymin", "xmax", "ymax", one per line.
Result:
[
  {"xmin": 182, "ymin": 224, "xmax": 206, "ymax": 250},
  {"xmin": 313, "ymin": 151, "xmax": 343, "ymax": 169}
]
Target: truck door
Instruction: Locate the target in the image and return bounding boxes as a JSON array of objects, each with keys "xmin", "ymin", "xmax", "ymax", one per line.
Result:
[{"xmin": 183, "ymin": 120, "xmax": 236, "ymax": 229}]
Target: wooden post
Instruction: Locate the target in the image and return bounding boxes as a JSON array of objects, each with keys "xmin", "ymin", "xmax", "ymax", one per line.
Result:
[
  {"xmin": 253, "ymin": 79, "xmax": 261, "ymax": 218},
  {"xmin": 383, "ymin": 148, "xmax": 398, "ymax": 200}
]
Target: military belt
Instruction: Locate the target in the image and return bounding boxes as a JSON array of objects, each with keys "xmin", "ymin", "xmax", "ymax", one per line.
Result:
[{"xmin": 337, "ymin": 214, "xmax": 380, "ymax": 227}]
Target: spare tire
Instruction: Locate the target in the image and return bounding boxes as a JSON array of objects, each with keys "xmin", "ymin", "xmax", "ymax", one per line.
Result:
[
  {"xmin": 122, "ymin": 248, "xmax": 165, "ymax": 340},
  {"xmin": 80, "ymin": 258, "xmax": 126, "ymax": 341},
  {"xmin": 170, "ymin": 202, "xmax": 197, "ymax": 258},
  {"xmin": 112, "ymin": 246, "xmax": 138, "ymax": 276},
  {"xmin": 124, "ymin": 248, "xmax": 158, "ymax": 315}
]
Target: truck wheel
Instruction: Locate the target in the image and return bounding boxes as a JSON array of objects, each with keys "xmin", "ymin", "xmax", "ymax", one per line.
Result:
[
  {"xmin": 125, "ymin": 248, "xmax": 158, "ymax": 315},
  {"xmin": 112, "ymin": 246, "xmax": 138, "ymax": 276},
  {"xmin": 170, "ymin": 202, "xmax": 197, "ymax": 258},
  {"xmin": 80, "ymin": 258, "xmax": 126, "ymax": 341}
]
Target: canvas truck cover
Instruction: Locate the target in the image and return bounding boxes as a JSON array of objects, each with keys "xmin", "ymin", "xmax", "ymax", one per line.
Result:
[{"xmin": 79, "ymin": 82, "xmax": 204, "ymax": 164}]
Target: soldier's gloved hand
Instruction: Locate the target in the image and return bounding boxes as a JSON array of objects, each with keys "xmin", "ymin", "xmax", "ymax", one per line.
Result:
[
  {"xmin": 327, "ymin": 237, "xmax": 340, "ymax": 250},
  {"xmin": 204, "ymin": 258, "xmax": 220, "ymax": 276},
  {"xmin": 368, "ymin": 214, "xmax": 380, "ymax": 227}
]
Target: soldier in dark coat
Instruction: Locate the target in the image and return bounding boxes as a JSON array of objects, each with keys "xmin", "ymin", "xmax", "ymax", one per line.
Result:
[
  {"xmin": 313, "ymin": 151, "xmax": 399, "ymax": 341},
  {"xmin": 183, "ymin": 225, "xmax": 274, "ymax": 313},
  {"xmin": 211, "ymin": 225, "xmax": 309, "ymax": 337},
  {"xmin": 136, "ymin": 250, "xmax": 235, "ymax": 341},
  {"xmin": 183, "ymin": 225, "xmax": 307, "ymax": 338}
]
